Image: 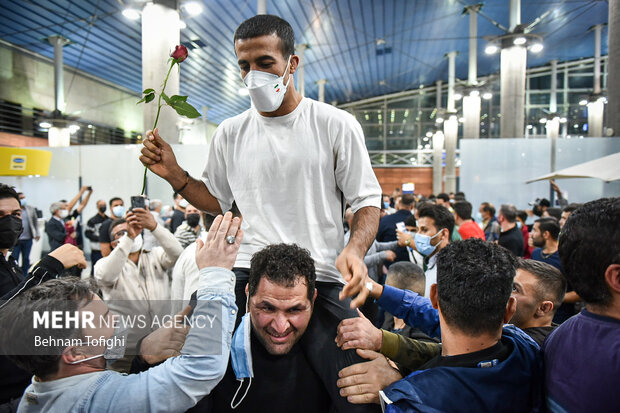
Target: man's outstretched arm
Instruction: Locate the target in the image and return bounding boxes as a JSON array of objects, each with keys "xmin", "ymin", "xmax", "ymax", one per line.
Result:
[{"xmin": 140, "ymin": 128, "xmax": 222, "ymax": 215}]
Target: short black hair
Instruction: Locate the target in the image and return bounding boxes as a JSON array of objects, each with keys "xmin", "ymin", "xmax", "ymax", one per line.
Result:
[
  {"xmin": 0, "ymin": 184, "xmax": 20, "ymax": 204},
  {"xmin": 559, "ymin": 198, "xmax": 620, "ymax": 307},
  {"xmin": 437, "ymin": 193, "xmax": 450, "ymax": 203},
  {"xmin": 517, "ymin": 259, "xmax": 566, "ymax": 311},
  {"xmin": 453, "ymin": 201, "xmax": 472, "ymax": 220},
  {"xmin": 404, "ymin": 215, "xmax": 417, "ymax": 228},
  {"xmin": 480, "ymin": 202, "xmax": 496, "ymax": 217},
  {"xmin": 417, "ymin": 203, "xmax": 455, "ymax": 239},
  {"xmin": 499, "ymin": 204, "xmax": 517, "ymax": 223},
  {"xmin": 562, "ymin": 203, "xmax": 581, "ymax": 214},
  {"xmin": 535, "ymin": 217, "xmax": 560, "ymax": 241},
  {"xmin": 0, "ymin": 277, "xmax": 98, "ymax": 379},
  {"xmin": 109, "ymin": 197, "xmax": 123, "ymax": 206},
  {"xmin": 436, "ymin": 238, "xmax": 516, "ymax": 335},
  {"xmin": 234, "ymin": 15, "xmax": 295, "ymax": 59},
  {"xmin": 249, "ymin": 243, "xmax": 316, "ymax": 301},
  {"xmin": 386, "ymin": 262, "xmax": 425, "ymax": 296},
  {"xmin": 546, "ymin": 207, "xmax": 562, "ymax": 221},
  {"xmin": 400, "ymin": 194, "xmax": 415, "ymax": 207},
  {"xmin": 516, "ymin": 210, "xmax": 528, "ymax": 223},
  {"xmin": 109, "ymin": 218, "xmax": 126, "ymax": 240}
]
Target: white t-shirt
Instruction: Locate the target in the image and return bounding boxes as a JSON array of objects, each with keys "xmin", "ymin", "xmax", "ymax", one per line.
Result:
[{"xmin": 202, "ymin": 98, "xmax": 381, "ymax": 283}]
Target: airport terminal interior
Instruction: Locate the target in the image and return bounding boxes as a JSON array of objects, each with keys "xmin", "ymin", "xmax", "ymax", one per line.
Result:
[{"xmin": 0, "ymin": 0, "xmax": 618, "ymax": 412}]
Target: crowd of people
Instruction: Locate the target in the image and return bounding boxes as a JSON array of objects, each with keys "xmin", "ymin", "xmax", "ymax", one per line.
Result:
[{"xmin": 0, "ymin": 13, "xmax": 618, "ymax": 413}]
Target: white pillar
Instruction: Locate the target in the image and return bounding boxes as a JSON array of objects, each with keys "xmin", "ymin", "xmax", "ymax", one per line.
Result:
[
  {"xmin": 443, "ymin": 116, "xmax": 458, "ymax": 193},
  {"xmin": 436, "ymin": 80, "xmax": 442, "ymax": 109},
  {"xmin": 463, "ymin": 95, "xmax": 481, "ymax": 139},
  {"xmin": 142, "ymin": 3, "xmax": 181, "ymax": 144},
  {"xmin": 257, "ymin": 0, "xmax": 267, "ymax": 14},
  {"xmin": 432, "ymin": 131, "xmax": 445, "ymax": 195},
  {"xmin": 588, "ymin": 101, "xmax": 604, "ymax": 137},
  {"xmin": 500, "ymin": 45, "xmax": 526, "ymax": 138},
  {"xmin": 550, "ymin": 60, "xmax": 558, "ymax": 113},
  {"xmin": 609, "ymin": 0, "xmax": 619, "ymax": 136},
  {"xmin": 589, "ymin": 24, "xmax": 605, "ymax": 137},
  {"xmin": 47, "ymin": 35, "xmax": 70, "ymax": 114},
  {"xmin": 466, "ymin": 5, "xmax": 481, "ymax": 85},
  {"xmin": 509, "ymin": 0, "xmax": 521, "ymax": 31},
  {"xmin": 446, "ymin": 52, "xmax": 457, "ymax": 112},
  {"xmin": 297, "ymin": 44, "xmax": 308, "ymax": 97},
  {"xmin": 316, "ymin": 79, "xmax": 327, "ymax": 102}
]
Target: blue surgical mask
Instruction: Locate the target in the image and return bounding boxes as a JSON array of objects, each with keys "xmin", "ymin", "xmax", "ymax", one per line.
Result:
[
  {"xmin": 474, "ymin": 211, "xmax": 483, "ymax": 223},
  {"xmin": 112, "ymin": 205, "xmax": 125, "ymax": 218},
  {"xmin": 230, "ymin": 311, "xmax": 253, "ymax": 409},
  {"xmin": 414, "ymin": 230, "xmax": 444, "ymax": 257},
  {"xmin": 516, "ymin": 221, "xmax": 522, "ymax": 229},
  {"xmin": 383, "ymin": 201, "xmax": 390, "ymax": 209}
]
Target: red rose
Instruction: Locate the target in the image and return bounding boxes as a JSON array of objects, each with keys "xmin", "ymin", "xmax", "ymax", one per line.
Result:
[{"xmin": 170, "ymin": 45, "xmax": 188, "ymax": 63}]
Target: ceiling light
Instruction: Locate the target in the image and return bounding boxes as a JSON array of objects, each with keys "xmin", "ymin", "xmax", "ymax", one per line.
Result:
[
  {"xmin": 482, "ymin": 92, "xmax": 492, "ymax": 100},
  {"xmin": 485, "ymin": 44, "xmax": 498, "ymax": 55},
  {"xmin": 69, "ymin": 124, "xmax": 80, "ymax": 133},
  {"xmin": 453, "ymin": 93, "xmax": 462, "ymax": 100},
  {"xmin": 39, "ymin": 121, "xmax": 52, "ymax": 128},
  {"xmin": 122, "ymin": 8, "xmax": 141, "ymax": 20},
  {"xmin": 559, "ymin": 117, "xmax": 567, "ymax": 123},
  {"xmin": 527, "ymin": 125, "xmax": 533, "ymax": 130},
  {"xmin": 579, "ymin": 99, "xmax": 588, "ymax": 106},
  {"xmin": 529, "ymin": 42, "xmax": 543, "ymax": 53},
  {"xmin": 513, "ymin": 36, "xmax": 527, "ymax": 46},
  {"xmin": 425, "ymin": 131, "xmax": 433, "ymax": 138},
  {"xmin": 436, "ymin": 116, "xmax": 444, "ymax": 124},
  {"xmin": 458, "ymin": 117, "xmax": 465, "ymax": 123},
  {"xmin": 469, "ymin": 90, "xmax": 480, "ymax": 97},
  {"xmin": 539, "ymin": 118, "xmax": 547, "ymax": 124},
  {"xmin": 597, "ymin": 97, "xmax": 607, "ymax": 104},
  {"xmin": 183, "ymin": 2, "xmax": 203, "ymax": 16},
  {"xmin": 238, "ymin": 87, "xmax": 249, "ymax": 96},
  {"xmin": 179, "ymin": 20, "xmax": 187, "ymax": 29}
]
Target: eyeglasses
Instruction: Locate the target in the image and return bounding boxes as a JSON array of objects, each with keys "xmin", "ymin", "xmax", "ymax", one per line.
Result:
[{"xmin": 112, "ymin": 229, "xmax": 128, "ymax": 240}]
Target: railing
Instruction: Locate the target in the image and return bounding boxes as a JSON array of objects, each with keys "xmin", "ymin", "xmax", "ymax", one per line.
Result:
[{"xmin": 368, "ymin": 149, "xmax": 461, "ymax": 167}]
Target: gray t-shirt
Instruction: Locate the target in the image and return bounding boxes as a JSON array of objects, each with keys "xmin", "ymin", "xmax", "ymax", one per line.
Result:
[{"xmin": 202, "ymin": 98, "xmax": 381, "ymax": 283}]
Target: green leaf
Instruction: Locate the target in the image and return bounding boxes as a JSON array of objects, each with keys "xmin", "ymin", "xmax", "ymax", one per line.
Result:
[
  {"xmin": 170, "ymin": 101, "xmax": 202, "ymax": 118},
  {"xmin": 142, "ymin": 88, "xmax": 155, "ymax": 94},
  {"xmin": 160, "ymin": 92, "xmax": 171, "ymax": 105},
  {"xmin": 169, "ymin": 95, "xmax": 188, "ymax": 104},
  {"xmin": 136, "ymin": 92, "xmax": 155, "ymax": 104}
]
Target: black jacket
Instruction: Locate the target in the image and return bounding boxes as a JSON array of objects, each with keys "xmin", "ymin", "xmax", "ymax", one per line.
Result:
[{"xmin": 45, "ymin": 217, "xmax": 66, "ymax": 252}]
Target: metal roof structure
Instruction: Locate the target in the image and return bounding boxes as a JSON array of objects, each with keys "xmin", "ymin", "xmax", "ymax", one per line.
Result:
[{"xmin": 0, "ymin": 0, "xmax": 609, "ymax": 124}]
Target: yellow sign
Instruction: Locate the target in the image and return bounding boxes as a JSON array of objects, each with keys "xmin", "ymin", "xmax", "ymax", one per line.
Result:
[{"xmin": 0, "ymin": 148, "xmax": 52, "ymax": 176}]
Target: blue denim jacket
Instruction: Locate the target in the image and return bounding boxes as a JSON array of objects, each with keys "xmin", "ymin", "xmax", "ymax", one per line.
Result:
[{"xmin": 18, "ymin": 267, "xmax": 237, "ymax": 413}]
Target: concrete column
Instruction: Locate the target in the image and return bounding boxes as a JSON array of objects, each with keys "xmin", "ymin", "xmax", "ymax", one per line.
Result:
[
  {"xmin": 609, "ymin": 0, "xmax": 620, "ymax": 136},
  {"xmin": 466, "ymin": 5, "xmax": 481, "ymax": 85},
  {"xmin": 446, "ymin": 52, "xmax": 457, "ymax": 112},
  {"xmin": 589, "ymin": 24, "xmax": 605, "ymax": 137},
  {"xmin": 463, "ymin": 95, "xmax": 481, "ymax": 138},
  {"xmin": 142, "ymin": 3, "xmax": 180, "ymax": 143},
  {"xmin": 509, "ymin": 0, "xmax": 521, "ymax": 31},
  {"xmin": 435, "ymin": 80, "xmax": 442, "ymax": 109},
  {"xmin": 47, "ymin": 35, "xmax": 70, "ymax": 114},
  {"xmin": 257, "ymin": 0, "xmax": 267, "ymax": 14},
  {"xmin": 588, "ymin": 100, "xmax": 604, "ymax": 137},
  {"xmin": 297, "ymin": 44, "xmax": 308, "ymax": 97},
  {"xmin": 432, "ymin": 131, "xmax": 444, "ymax": 195},
  {"xmin": 500, "ymin": 45, "xmax": 526, "ymax": 138},
  {"xmin": 443, "ymin": 116, "xmax": 458, "ymax": 193},
  {"xmin": 316, "ymin": 79, "xmax": 327, "ymax": 102},
  {"xmin": 550, "ymin": 60, "xmax": 557, "ymax": 113},
  {"xmin": 444, "ymin": 51, "xmax": 457, "ymax": 193}
]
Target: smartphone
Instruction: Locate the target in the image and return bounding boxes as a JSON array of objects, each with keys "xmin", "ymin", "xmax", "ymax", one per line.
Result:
[
  {"xmin": 130, "ymin": 195, "xmax": 147, "ymax": 210},
  {"xmin": 396, "ymin": 221, "xmax": 406, "ymax": 232}
]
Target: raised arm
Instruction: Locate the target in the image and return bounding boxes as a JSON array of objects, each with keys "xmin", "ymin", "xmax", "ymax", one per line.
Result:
[
  {"xmin": 66, "ymin": 186, "xmax": 88, "ymax": 213},
  {"xmin": 75, "ymin": 187, "xmax": 93, "ymax": 214},
  {"xmin": 140, "ymin": 128, "xmax": 222, "ymax": 214}
]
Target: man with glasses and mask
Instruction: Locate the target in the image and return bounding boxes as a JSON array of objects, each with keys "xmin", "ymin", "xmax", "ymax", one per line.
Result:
[
  {"xmin": 94, "ymin": 207, "xmax": 183, "ymax": 372},
  {"xmin": 140, "ymin": 14, "xmax": 381, "ymax": 412}
]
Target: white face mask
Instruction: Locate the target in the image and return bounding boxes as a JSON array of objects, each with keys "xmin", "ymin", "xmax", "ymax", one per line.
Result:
[
  {"xmin": 178, "ymin": 199, "xmax": 189, "ymax": 209},
  {"xmin": 58, "ymin": 209, "xmax": 69, "ymax": 219},
  {"xmin": 129, "ymin": 234, "xmax": 143, "ymax": 253},
  {"xmin": 243, "ymin": 56, "xmax": 292, "ymax": 113}
]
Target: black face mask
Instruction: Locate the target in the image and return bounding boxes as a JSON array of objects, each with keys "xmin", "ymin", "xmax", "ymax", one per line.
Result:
[
  {"xmin": 0, "ymin": 215, "xmax": 23, "ymax": 249},
  {"xmin": 186, "ymin": 213, "xmax": 200, "ymax": 228},
  {"xmin": 99, "ymin": 205, "xmax": 107, "ymax": 214}
]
